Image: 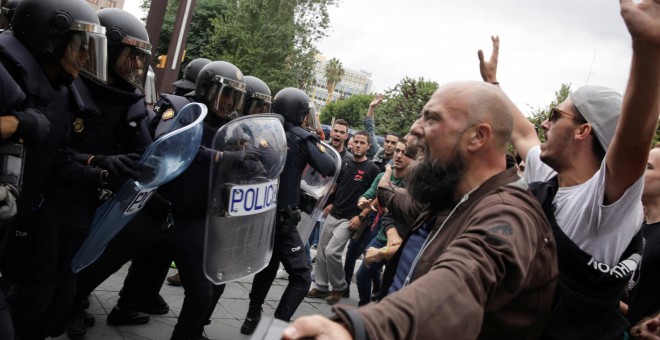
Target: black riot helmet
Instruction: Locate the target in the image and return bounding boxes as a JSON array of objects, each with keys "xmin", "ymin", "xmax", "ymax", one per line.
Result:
[
  {"xmin": 195, "ymin": 61, "xmax": 246, "ymax": 120},
  {"xmin": 243, "ymin": 75, "xmax": 272, "ymax": 115},
  {"xmin": 0, "ymin": 0, "xmax": 20, "ymax": 31},
  {"xmin": 272, "ymin": 87, "xmax": 315, "ymax": 126},
  {"xmin": 12, "ymin": 0, "xmax": 107, "ymax": 83},
  {"xmin": 173, "ymin": 57, "xmax": 211, "ymax": 95},
  {"xmin": 97, "ymin": 8, "xmax": 151, "ymax": 91}
]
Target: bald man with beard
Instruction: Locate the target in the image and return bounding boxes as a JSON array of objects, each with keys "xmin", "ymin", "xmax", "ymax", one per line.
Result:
[{"xmin": 282, "ymin": 81, "xmax": 558, "ymax": 339}]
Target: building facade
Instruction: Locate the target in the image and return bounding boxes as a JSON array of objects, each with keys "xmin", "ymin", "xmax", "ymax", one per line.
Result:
[
  {"xmin": 84, "ymin": 0, "xmax": 125, "ymax": 11},
  {"xmin": 306, "ymin": 55, "xmax": 373, "ymax": 112}
]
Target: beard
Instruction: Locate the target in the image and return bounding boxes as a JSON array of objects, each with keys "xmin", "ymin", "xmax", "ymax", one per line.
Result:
[{"xmin": 406, "ymin": 146, "xmax": 468, "ymax": 211}]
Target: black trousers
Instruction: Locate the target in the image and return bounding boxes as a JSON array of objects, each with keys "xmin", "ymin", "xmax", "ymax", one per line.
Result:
[
  {"xmin": 248, "ymin": 225, "xmax": 311, "ymax": 321},
  {"xmin": 75, "ymin": 208, "xmax": 224, "ymax": 340},
  {"xmin": 2, "ymin": 204, "xmax": 90, "ymax": 340}
]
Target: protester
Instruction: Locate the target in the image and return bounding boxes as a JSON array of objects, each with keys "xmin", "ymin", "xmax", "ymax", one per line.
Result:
[
  {"xmin": 477, "ymin": 0, "xmax": 660, "ymax": 336},
  {"xmin": 353, "ymin": 140, "xmax": 414, "ymax": 306},
  {"xmin": 625, "ymin": 146, "xmax": 660, "ymax": 328},
  {"xmin": 363, "ymin": 94, "xmax": 400, "ymax": 170},
  {"xmin": 329, "ymin": 119, "xmax": 352, "ymax": 160},
  {"xmin": 286, "ymin": 81, "xmax": 558, "ymax": 339},
  {"xmin": 307, "ymin": 131, "xmax": 379, "ymax": 305}
]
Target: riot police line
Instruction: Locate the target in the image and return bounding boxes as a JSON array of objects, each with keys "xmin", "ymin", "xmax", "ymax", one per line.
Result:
[{"xmin": 0, "ymin": 0, "xmax": 339, "ymax": 339}]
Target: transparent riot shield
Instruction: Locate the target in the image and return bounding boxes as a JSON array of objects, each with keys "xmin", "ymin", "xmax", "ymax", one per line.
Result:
[
  {"xmin": 204, "ymin": 114, "xmax": 287, "ymax": 284},
  {"xmin": 296, "ymin": 141, "xmax": 341, "ymax": 243},
  {"xmin": 71, "ymin": 103, "xmax": 208, "ymax": 273}
]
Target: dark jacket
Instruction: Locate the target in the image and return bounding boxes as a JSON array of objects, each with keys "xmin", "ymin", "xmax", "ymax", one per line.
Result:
[{"xmin": 334, "ymin": 168, "xmax": 558, "ymax": 339}]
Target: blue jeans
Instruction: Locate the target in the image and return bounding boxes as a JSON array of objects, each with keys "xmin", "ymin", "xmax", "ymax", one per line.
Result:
[
  {"xmin": 356, "ymin": 237, "xmax": 387, "ymax": 306},
  {"xmin": 308, "ymin": 221, "xmax": 321, "ymax": 247},
  {"xmin": 343, "ymin": 218, "xmax": 380, "ymax": 289}
]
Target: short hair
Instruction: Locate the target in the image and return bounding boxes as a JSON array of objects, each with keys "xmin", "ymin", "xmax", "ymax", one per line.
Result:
[
  {"xmin": 573, "ymin": 105, "xmax": 606, "ymax": 162},
  {"xmin": 654, "ymin": 142, "xmax": 660, "ymax": 149},
  {"xmin": 385, "ymin": 132, "xmax": 401, "ymax": 140},
  {"xmin": 354, "ymin": 130, "xmax": 371, "ymax": 144},
  {"xmin": 333, "ymin": 119, "xmax": 349, "ymax": 130}
]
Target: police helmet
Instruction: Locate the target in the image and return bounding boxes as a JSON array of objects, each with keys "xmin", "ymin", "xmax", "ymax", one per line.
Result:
[
  {"xmin": 243, "ymin": 76, "xmax": 272, "ymax": 115},
  {"xmin": 97, "ymin": 8, "xmax": 151, "ymax": 91},
  {"xmin": 272, "ymin": 87, "xmax": 315, "ymax": 126},
  {"xmin": 0, "ymin": 0, "xmax": 20, "ymax": 30},
  {"xmin": 173, "ymin": 57, "xmax": 211, "ymax": 94},
  {"xmin": 12, "ymin": 0, "xmax": 107, "ymax": 83},
  {"xmin": 195, "ymin": 61, "xmax": 246, "ymax": 119}
]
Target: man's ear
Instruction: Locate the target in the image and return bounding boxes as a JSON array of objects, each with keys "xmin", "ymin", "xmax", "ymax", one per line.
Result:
[
  {"xmin": 467, "ymin": 123, "xmax": 492, "ymax": 152},
  {"xmin": 575, "ymin": 123, "xmax": 592, "ymax": 141}
]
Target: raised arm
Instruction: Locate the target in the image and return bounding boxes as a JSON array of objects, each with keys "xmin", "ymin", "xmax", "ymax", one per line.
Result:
[
  {"xmin": 604, "ymin": 0, "xmax": 660, "ymax": 203},
  {"xmin": 364, "ymin": 94, "xmax": 383, "ymax": 158},
  {"xmin": 478, "ymin": 36, "xmax": 540, "ymax": 161}
]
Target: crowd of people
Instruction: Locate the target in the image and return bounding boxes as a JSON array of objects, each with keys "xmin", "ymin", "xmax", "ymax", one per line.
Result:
[{"xmin": 0, "ymin": 0, "xmax": 659, "ymax": 339}]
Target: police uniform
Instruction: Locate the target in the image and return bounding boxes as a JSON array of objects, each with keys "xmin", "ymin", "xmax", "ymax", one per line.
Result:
[
  {"xmin": 245, "ymin": 120, "xmax": 336, "ymax": 323},
  {"xmin": 74, "ymin": 94, "xmax": 228, "ymax": 340}
]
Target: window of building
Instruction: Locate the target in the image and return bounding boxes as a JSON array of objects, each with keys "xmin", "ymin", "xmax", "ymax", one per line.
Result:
[
  {"xmin": 107, "ymin": 0, "xmax": 117, "ymax": 7},
  {"xmin": 87, "ymin": 0, "xmax": 99, "ymax": 4}
]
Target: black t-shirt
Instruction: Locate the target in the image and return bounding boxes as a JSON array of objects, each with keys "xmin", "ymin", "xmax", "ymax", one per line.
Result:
[
  {"xmin": 330, "ymin": 158, "xmax": 379, "ymax": 219},
  {"xmin": 628, "ymin": 221, "xmax": 660, "ymax": 325}
]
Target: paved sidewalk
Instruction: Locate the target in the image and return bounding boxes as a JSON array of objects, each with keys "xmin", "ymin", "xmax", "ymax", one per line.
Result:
[{"xmin": 50, "ymin": 252, "xmax": 361, "ymax": 340}]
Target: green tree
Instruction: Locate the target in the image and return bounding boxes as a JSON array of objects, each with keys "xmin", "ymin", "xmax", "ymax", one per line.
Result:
[
  {"xmin": 375, "ymin": 77, "xmax": 439, "ymax": 136},
  {"xmin": 204, "ymin": 0, "xmax": 337, "ymax": 94},
  {"xmin": 319, "ymin": 94, "xmax": 373, "ymax": 129},
  {"xmin": 324, "ymin": 57, "xmax": 344, "ymax": 104}
]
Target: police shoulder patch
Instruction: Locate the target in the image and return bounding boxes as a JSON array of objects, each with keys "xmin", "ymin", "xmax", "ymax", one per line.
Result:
[
  {"xmin": 162, "ymin": 108, "xmax": 175, "ymax": 121},
  {"xmin": 316, "ymin": 142, "xmax": 326, "ymax": 153}
]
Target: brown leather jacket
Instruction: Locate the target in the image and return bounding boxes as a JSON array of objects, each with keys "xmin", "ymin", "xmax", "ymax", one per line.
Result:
[{"xmin": 334, "ymin": 168, "xmax": 558, "ymax": 339}]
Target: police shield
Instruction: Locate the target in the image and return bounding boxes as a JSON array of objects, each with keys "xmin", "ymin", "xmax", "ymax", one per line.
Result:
[
  {"xmin": 296, "ymin": 141, "xmax": 341, "ymax": 243},
  {"xmin": 204, "ymin": 114, "xmax": 287, "ymax": 284},
  {"xmin": 71, "ymin": 103, "xmax": 208, "ymax": 273}
]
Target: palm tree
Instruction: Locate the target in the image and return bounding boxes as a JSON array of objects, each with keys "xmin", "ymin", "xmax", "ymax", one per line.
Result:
[{"xmin": 324, "ymin": 58, "xmax": 345, "ymax": 105}]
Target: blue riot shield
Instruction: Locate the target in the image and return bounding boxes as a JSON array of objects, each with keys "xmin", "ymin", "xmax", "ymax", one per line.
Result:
[
  {"xmin": 71, "ymin": 103, "xmax": 208, "ymax": 273},
  {"xmin": 204, "ymin": 114, "xmax": 287, "ymax": 284},
  {"xmin": 296, "ymin": 141, "xmax": 341, "ymax": 243}
]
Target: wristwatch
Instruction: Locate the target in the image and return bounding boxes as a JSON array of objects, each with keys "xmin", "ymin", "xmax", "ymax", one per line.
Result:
[{"xmin": 358, "ymin": 215, "xmax": 366, "ymax": 222}]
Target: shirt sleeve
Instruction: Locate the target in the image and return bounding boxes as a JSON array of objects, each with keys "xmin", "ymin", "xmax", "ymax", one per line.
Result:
[{"xmin": 362, "ymin": 172, "xmax": 384, "ymax": 200}]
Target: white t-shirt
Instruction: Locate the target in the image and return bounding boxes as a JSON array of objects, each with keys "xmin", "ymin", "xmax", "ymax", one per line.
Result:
[{"xmin": 525, "ymin": 146, "xmax": 643, "ymax": 266}]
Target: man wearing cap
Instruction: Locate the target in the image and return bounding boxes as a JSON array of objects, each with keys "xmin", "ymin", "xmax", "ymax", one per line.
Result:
[{"xmin": 477, "ymin": 2, "xmax": 660, "ymax": 336}]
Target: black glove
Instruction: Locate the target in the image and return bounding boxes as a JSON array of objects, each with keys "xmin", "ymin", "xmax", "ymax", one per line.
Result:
[
  {"xmin": 90, "ymin": 154, "xmax": 141, "ymax": 179},
  {"xmin": 13, "ymin": 108, "xmax": 50, "ymax": 143}
]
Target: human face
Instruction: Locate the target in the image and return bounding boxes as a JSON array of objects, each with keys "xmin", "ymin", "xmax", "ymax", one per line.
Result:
[
  {"xmin": 383, "ymin": 134, "xmax": 399, "ymax": 157},
  {"xmin": 539, "ymin": 99, "xmax": 585, "ymax": 171},
  {"xmin": 409, "ymin": 88, "xmax": 471, "ymax": 162},
  {"xmin": 351, "ymin": 134, "xmax": 369, "ymax": 158},
  {"xmin": 330, "ymin": 124, "xmax": 348, "ymax": 149},
  {"xmin": 392, "ymin": 141, "xmax": 412, "ymax": 170},
  {"xmin": 643, "ymin": 148, "xmax": 660, "ymax": 202},
  {"xmin": 347, "ymin": 137, "xmax": 353, "ymax": 151}
]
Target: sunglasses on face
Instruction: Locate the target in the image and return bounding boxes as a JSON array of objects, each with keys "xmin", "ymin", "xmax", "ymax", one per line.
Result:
[{"xmin": 547, "ymin": 107, "xmax": 587, "ymax": 124}]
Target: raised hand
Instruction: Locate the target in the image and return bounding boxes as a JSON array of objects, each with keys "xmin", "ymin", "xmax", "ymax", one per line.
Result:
[
  {"xmin": 620, "ymin": 0, "xmax": 660, "ymax": 48},
  {"xmin": 369, "ymin": 94, "xmax": 384, "ymax": 109},
  {"xmin": 477, "ymin": 35, "xmax": 500, "ymax": 83}
]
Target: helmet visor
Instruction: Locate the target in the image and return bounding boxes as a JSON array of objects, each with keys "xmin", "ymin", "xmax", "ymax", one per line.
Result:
[
  {"xmin": 144, "ymin": 67, "xmax": 157, "ymax": 105},
  {"xmin": 115, "ymin": 42, "xmax": 150, "ymax": 90},
  {"xmin": 303, "ymin": 101, "xmax": 319, "ymax": 131},
  {"xmin": 68, "ymin": 21, "xmax": 107, "ymax": 83},
  {"xmin": 206, "ymin": 76, "xmax": 245, "ymax": 119},
  {"xmin": 246, "ymin": 92, "xmax": 272, "ymax": 115}
]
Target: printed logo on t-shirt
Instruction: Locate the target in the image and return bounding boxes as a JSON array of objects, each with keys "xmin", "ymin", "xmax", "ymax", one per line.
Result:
[
  {"xmin": 587, "ymin": 254, "xmax": 640, "ymax": 279},
  {"xmin": 354, "ymin": 169, "xmax": 365, "ymax": 182}
]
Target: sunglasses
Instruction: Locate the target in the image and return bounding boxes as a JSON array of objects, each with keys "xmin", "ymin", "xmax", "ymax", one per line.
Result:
[{"xmin": 547, "ymin": 107, "xmax": 587, "ymax": 124}]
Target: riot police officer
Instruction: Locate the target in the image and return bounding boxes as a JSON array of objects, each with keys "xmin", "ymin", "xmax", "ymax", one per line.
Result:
[
  {"xmin": 0, "ymin": 0, "xmax": 19, "ymax": 31},
  {"xmin": 240, "ymin": 88, "xmax": 337, "ymax": 334},
  {"xmin": 63, "ymin": 8, "xmax": 156, "ymax": 338},
  {"xmin": 172, "ymin": 57, "xmax": 211, "ymax": 96},
  {"xmin": 243, "ymin": 75, "xmax": 272, "ymax": 115},
  {"xmin": 0, "ymin": 0, "xmax": 110, "ymax": 338},
  {"xmin": 74, "ymin": 61, "xmax": 248, "ymax": 340}
]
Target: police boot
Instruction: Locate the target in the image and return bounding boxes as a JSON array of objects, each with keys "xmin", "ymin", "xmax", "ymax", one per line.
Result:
[
  {"xmin": 66, "ymin": 300, "xmax": 96, "ymax": 339},
  {"xmin": 136, "ymin": 294, "xmax": 170, "ymax": 315},
  {"xmin": 107, "ymin": 306, "xmax": 149, "ymax": 326},
  {"xmin": 240, "ymin": 305, "xmax": 263, "ymax": 335}
]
